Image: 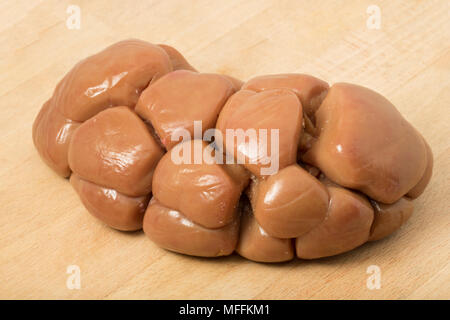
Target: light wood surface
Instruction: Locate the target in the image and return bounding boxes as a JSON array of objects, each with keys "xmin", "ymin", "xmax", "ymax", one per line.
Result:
[{"xmin": 0, "ymin": 0, "xmax": 449, "ymax": 299}]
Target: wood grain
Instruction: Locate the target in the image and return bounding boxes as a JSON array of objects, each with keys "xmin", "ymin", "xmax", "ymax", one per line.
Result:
[{"xmin": 0, "ymin": 0, "xmax": 449, "ymax": 299}]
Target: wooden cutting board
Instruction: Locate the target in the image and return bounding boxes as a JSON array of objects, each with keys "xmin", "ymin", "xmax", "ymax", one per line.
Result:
[{"xmin": 0, "ymin": 0, "xmax": 448, "ymax": 299}]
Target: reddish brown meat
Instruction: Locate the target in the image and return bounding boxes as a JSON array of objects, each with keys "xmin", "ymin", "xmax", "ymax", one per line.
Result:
[
  {"xmin": 143, "ymin": 199, "xmax": 240, "ymax": 257},
  {"xmin": 216, "ymin": 89, "xmax": 303, "ymax": 177},
  {"xmin": 68, "ymin": 106, "xmax": 164, "ymax": 197},
  {"xmin": 33, "ymin": 41, "xmax": 433, "ymax": 262},
  {"xmin": 33, "ymin": 39, "xmax": 176, "ymax": 177},
  {"xmin": 70, "ymin": 174, "xmax": 149, "ymax": 231},
  {"xmin": 152, "ymin": 140, "xmax": 248, "ymax": 228},
  {"xmin": 136, "ymin": 70, "xmax": 235, "ymax": 149},
  {"xmin": 303, "ymin": 83, "xmax": 429, "ymax": 204},
  {"xmin": 236, "ymin": 202, "xmax": 294, "ymax": 263},
  {"xmin": 250, "ymin": 164, "xmax": 328, "ymax": 238},
  {"xmin": 296, "ymin": 186, "xmax": 374, "ymax": 259}
]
